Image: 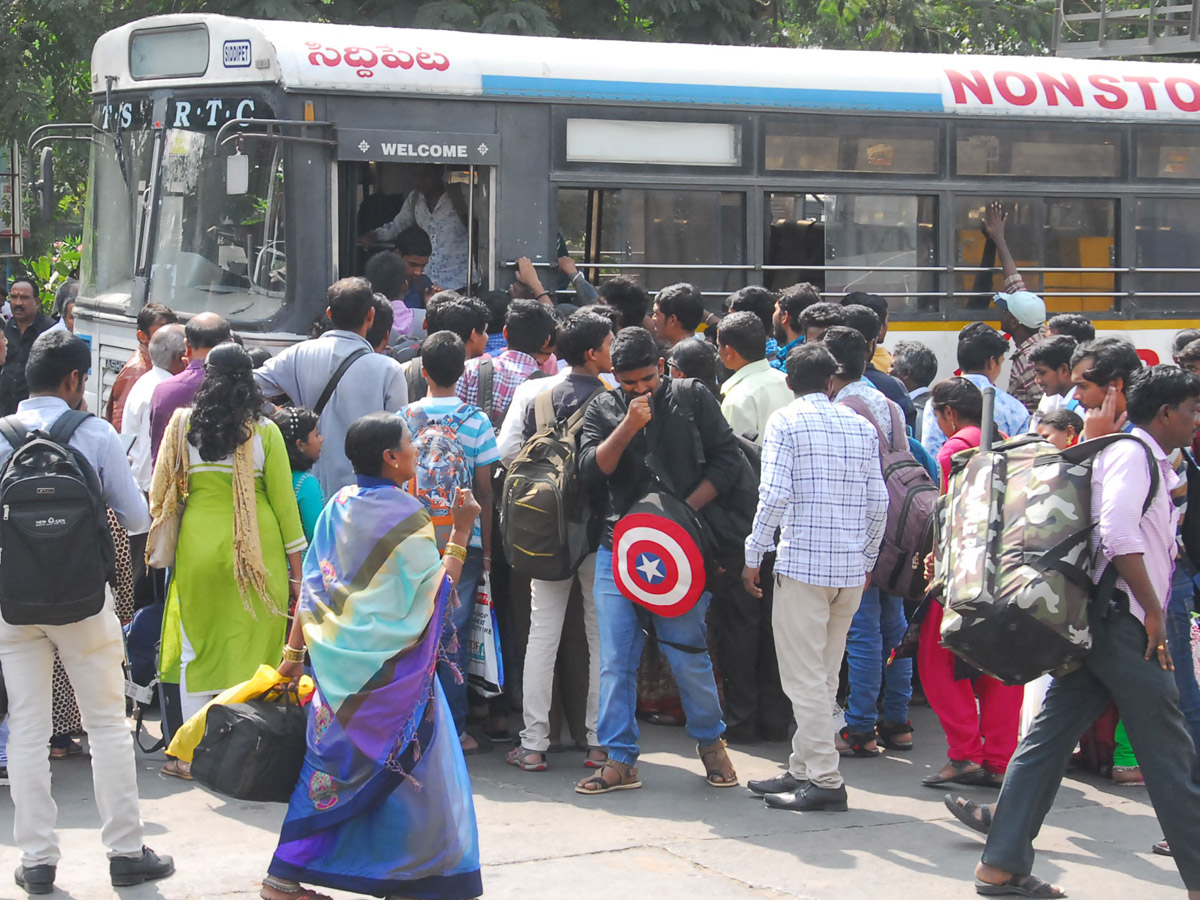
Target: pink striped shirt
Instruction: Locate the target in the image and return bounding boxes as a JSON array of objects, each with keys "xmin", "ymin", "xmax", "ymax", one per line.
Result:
[{"xmin": 1089, "ymin": 427, "xmax": 1180, "ymax": 624}]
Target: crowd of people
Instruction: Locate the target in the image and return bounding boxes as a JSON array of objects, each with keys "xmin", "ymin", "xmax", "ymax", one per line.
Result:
[{"xmin": 1, "ymin": 196, "xmax": 1200, "ymax": 900}]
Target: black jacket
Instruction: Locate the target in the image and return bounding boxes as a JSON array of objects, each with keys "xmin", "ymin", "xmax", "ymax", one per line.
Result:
[
  {"xmin": 580, "ymin": 377, "xmax": 744, "ymax": 549},
  {"xmin": 0, "ymin": 313, "xmax": 54, "ymax": 416}
]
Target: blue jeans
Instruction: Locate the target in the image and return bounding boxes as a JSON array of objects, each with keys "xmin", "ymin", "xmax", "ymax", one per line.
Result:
[
  {"xmin": 1168, "ymin": 561, "xmax": 1200, "ymax": 754},
  {"xmin": 592, "ymin": 547, "xmax": 725, "ymax": 765},
  {"xmin": 438, "ymin": 547, "xmax": 484, "ymax": 736},
  {"xmin": 844, "ymin": 587, "xmax": 912, "ymax": 732}
]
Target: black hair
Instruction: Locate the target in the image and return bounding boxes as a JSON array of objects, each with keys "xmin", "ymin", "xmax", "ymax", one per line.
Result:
[
  {"xmin": 821, "ymin": 325, "xmax": 869, "ymax": 381},
  {"xmin": 1028, "ymin": 335, "xmax": 1078, "ymax": 371},
  {"xmin": 956, "ymin": 321, "xmax": 1009, "ymax": 373},
  {"xmin": 558, "ymin": 311, "xmax": 613, "ymax": 368},
  {"xmin": 726, "ymin": 286, "xmax": 775, "ymax": 335},
  {"xmin": 365, "ymin": 294, "xmax": 394, "ymax": 349},
  {"xmin": 611, "ymin": 327, "xmax": 660, "ymax": 374},
  {"xmin": 270, "ymin": 406, "xmax": 320, "ymax": 471},
  {"xmin": 840, "ymin": 304, "xmax": 881, "ymax": 344},
  {"xmin": 1070, "ymin": 337, "xmax": 1142, "ymax": 389},
  {"xmin": 247, "ymin": 347, "xmax": 272, "ymax": 368},
  {"xmin": 785, "ymin": 342, "xmax": 837, "ymax": 394},
  {"xmin": 396, "ymin": 226, "xmax": 432, "ymax": 258},
  {"xmin": 777, "ymin": 282, "xmax": 822, "ymax": 324},
  {"xmin": 136, "ymin": 302, "xmax": 178, "ymax": 336},
  {"xmin": 26, "ymin": 330, "xmax": 91, "ymax": 392},
  {"xmin": 799, "ymin": 301, "xmax": 845, "ymax": 334},
  {"xmin": 930, "ymin": 376, "xmax": 983, "ymax": 424},
  {"xmin": 364, "ymin": 250, "xmax": 407, "ymax": 302},
  {"xmin": 185, "ymin": 315, "xmax": 232, "ymax": 351},
  {"xmin": 1179, "ymin": 339, "xmax": 1200, "ymax": 367},
  {"xmin": 716, "ymin": 311, "xmax": 766, "ymax": 363},
  {"xmin": 1126, "ymin": 364, "xmax": 1200, "ymax": 426},
  {"xmin": 9, "ymin": 276, "xmax": 37, "ymax": 297},
  {"xmin": 308, "ymin": 315, "xmax": 333, "ymax": 340},
  {"xmin": 1039, "ymin": 408, "xmax": 1084, "ymax": 435},
  {"xmin": 669, "ymin": 338, "xmax": 720, "ymax": 397},
  {"xmin": 435, "ymin": 297, "xmax": 488, "ymax": 345},
  {"xmin": 654, "ymin": 283, "xmax": 705, "ymax": 332},
  {"xmin": 345, "ymin": 411, "xmax": 409, "ymax": 477},
  {"xmin": 504, "ymin": 298, "xmax": 557, "ymax": 356},
  {"xmin": 422, "ymin": 330, "xmax": 467, "ymax": 387},
  {"xmin": 189, "ymin": 343, "xmax": 264, "ymax": 462},
  {"xmin": 843, "ymin": 291, "xmax": 889, "ymax": 324},
  {"xmin": 424, "ymin": 290, "xmax": 463, "ymax": 333},
  {"xmin": 51, "ymin": 281, "xmax": 78, "ymax": 321},
  {"xmin": 327, "ymin": 276, "xmax": 375, "ymax": 331},
  {"xmin": 480, "ymin": 290, "xmax": 510, "ymax": 335},
  {"xmin": 598, "ymin": 277, "xmax": 651, "ymax": 330},
  {"xmin": 891, "ymin": 340, "xmax": 937, "ymax": 388},
  {"xmin": 1174, "ymin": 328, "xmax": 1200, "ymax": 358},
  {"xmin": 1047, "ymin": 313, "xmax": 1095, "ymax": 344}
]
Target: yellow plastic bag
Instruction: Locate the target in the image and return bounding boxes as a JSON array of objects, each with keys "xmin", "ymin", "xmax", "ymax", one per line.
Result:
[{"xmin": 166, "ymin": 664, "xmax": 314, "ymax": 763}]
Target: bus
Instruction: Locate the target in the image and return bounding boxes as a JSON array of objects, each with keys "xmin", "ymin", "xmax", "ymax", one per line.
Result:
[{"xmin": 55, "ymin": 14, "xmax": 1200, "ymax": 410}]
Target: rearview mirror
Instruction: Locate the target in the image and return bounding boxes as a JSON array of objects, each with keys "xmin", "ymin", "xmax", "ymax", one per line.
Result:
[{"xmin": 226, "ymin": 153, "xmax": 248, "ymax": 195}]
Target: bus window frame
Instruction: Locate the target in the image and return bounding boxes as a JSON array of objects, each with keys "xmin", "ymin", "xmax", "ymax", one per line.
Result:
[
  {"xmin": 128, "ymin": 24, "xmax": 210, "ymax": 82},
  {"xmin": 951, "ymin": 119, "xmax": 1126, "ymax": 183},
  {"xmin": 759, "ymin": 112, "xmax": 946, "ymax": 179}
]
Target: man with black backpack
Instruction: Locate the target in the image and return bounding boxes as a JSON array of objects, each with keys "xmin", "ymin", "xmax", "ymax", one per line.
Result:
[{"xmin": 0, "ymin": 331, "xmax": 173, "ymax": 895}]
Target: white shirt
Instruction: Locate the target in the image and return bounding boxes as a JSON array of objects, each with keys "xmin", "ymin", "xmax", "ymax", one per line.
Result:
[
  {"xmin": 377, "ymin": 189, "xmax": 474, "ymax": 289},
  {"xmin": 497, "ymin": 371, "xmax": 567, "ymax": 468},
  {"xmin": 121, "ymin": 365, "xmax": 173, "ymax": 492}
]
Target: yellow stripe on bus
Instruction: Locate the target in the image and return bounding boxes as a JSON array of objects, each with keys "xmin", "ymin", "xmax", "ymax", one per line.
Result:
[{"xmin": 890, "ymin": 319, "xmax": 1199, "ymax": 332}]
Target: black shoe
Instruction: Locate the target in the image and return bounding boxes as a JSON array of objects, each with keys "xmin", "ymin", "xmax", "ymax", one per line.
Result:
[
  {"xmin": 747, "ymin": 772, "xmax": 807, "ymax": 795},
  {"xmin": 110, "ymin": 846, "xmax": 174, "ymax": 887},
  {"xmin": 14, "ymin": 865, "xmax": 55, "ymax": 895},
  {"xmin": 764, "ymin": 783, "xmax": 848, "ymax": 812}
]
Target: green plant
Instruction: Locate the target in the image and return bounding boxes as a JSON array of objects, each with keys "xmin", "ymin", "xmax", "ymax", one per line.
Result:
[{"xmin": 25, "ymin": 237, "xmax": 81, "ymax": 311}]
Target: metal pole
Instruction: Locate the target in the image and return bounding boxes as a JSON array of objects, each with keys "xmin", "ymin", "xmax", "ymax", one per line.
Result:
[{"xmin": 979, "ymin": 385, "xmax": 997, "ymax": 450}]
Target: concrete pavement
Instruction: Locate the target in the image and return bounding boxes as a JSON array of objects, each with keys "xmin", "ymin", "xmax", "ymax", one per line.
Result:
[{"xmin": 0, "ymin": 705, "xmax": 1187, "ymax": 899}]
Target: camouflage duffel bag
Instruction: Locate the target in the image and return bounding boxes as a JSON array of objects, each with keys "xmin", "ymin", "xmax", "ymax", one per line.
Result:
[{"xmin": 936, "ymin": 432, "xmax": 1159, "ymax": 686}]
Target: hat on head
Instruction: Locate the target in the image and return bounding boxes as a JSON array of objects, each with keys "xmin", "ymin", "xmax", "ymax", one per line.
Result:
[{"xmin": 992, "ymin": 290, "xmax": 1046, "ymax": 330}]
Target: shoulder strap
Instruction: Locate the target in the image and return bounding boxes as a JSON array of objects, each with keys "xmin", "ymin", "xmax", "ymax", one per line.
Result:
[
  {"xmin": 0, "ymin": 416, "xmax": 29, "ymax": 452},
  {"xmin": 1061, "ymin": 433, "xmax": 1162, "ymax": 516},
  {"xmin": 533, "ymin": 387, "xmax": 556, "ymax": 432},
  {"xmin": 47, "ymin": 409, "xmax": 92, "ymax": 446},
  {"xmin": 478, "ymin": 357, "xmax": 495, "ymax": 422},
  {"xmin": 314, "ymin": 348, "xmax": 370, "ymax": 418},
  {"xmin": 838, "ymin": 395, "xmax": 890, "ymax": 453},
  {"xmin": 566, "ymin": 386, "xmax": 609, "ymax": 433},
  {"xmin": 885, "ymin": 400, "xmax": 908, "ymax": 454}
]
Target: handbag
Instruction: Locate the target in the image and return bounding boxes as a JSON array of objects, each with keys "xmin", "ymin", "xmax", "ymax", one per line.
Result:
[
  {"xmin": 145, "ymin": 410, "xmax": 190, "ymax": 568},
  {"xmin": 466, "ymin": 572, "xmax": 504, "ymax": 698},
  {"xmin": 190, "ymin": 688, "xmax": 307, "ymax": 802}
]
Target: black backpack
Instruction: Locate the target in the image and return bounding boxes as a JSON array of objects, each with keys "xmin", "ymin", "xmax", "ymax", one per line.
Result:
[{"xmin": 0, "ymin": 410, "xmax": 116, "ymax": 626}]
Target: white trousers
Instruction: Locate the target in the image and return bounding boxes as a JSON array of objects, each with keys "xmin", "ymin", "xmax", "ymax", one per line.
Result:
[
  {"xmin": 519, "ymin": 554, "xmax": 600, "ymax": 752},
  {"xmin": 178, "ymin": 623, "xmax": 221, "ymax": 724},
  {"xmin": 0, "ymin": 600, "xmax": 145, "ymax": 866}
]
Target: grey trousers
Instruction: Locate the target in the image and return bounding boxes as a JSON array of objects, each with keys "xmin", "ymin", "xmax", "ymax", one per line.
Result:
[{"xmin": 982, "ymin": 608, "xmax": 1200, "ymax": 890}]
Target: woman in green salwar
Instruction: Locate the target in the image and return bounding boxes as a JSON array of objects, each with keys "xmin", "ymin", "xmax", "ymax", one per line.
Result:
[{"xmin": 150, "ymin": 343, "xmax": 306, "ymax": 779}]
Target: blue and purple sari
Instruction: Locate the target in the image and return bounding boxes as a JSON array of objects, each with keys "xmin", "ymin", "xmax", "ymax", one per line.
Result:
[{"xmin": 268, "ymin": 477, "xmax": 482, "ymax": 899}]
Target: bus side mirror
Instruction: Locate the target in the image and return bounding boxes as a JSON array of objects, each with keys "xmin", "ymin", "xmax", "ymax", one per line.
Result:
[
  {"xmin": 34, "ymin": 147, "xmax": 53, "ymax": 222},
  {"xmin": 226, "ymin": 153, "xmax": 248, "ymax": 195}
]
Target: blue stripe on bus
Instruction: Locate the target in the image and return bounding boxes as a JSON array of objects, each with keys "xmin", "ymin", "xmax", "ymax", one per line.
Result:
[{"xmin": 480, "ymin": 75, "xmax": 945, "ymax": 111}]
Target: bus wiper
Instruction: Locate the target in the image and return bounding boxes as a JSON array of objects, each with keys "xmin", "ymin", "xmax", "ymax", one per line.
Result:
[{"xmin": 104, "ymin": 75, "xmax": 131, "ymax": 193}]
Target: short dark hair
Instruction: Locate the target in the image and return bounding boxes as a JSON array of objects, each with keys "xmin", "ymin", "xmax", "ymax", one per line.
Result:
[
  {"xmin": 26, "ymin": 330, "xmax": 91, "ymax": 392},
  {"xmin": 821, "ymin": 325, "xmax": 869, "ymax": 382},
  {"xmin": 184, "ymin": 315, "xmax": 232, "ymax": 351},
  {"xmin": 1070, "ymin": 337, "xmax": 1142, "ymax": 389},
  {"xmin": 136, "ymin": 302, "xmax": 177, "ymax": 336},
  {"xmin": 957, "ymin": 322, "xmax": 1009, "ymax": 373},
  {"xmin": 479, "ymin": 290, "xmax": 510, "ymax": 336},
  {"xmin": 610, "ymin": 327, "xmax": 660, "ymax": 374},
  {"xmin": 777, "ymin": 282, "xmax": 822, "ymax": 323},
  {"xmin": 327, "ymin": 277, "xmax": 375, "ymax": 331},
  {"xmin": 716, "ymin": 311, "xmax": 767, "ymax": 363},
  {"xmin": 891, "ymin": 340, "xmax": 937, "ymax": 388},
  {"xmin": 1047, "ymin": 313, "xmax": 1095, "ymax": 343},
  {"xmin": 345, "ymin": 411, "xmax": 409, "ymax": 477},
  {"xmin": 931, "ymin": 376, "xmax": 983, "ymax": 424},
  {"xmin": 654, "ymin": 283, "xmax": 705, "ymax": 332},
  {"xmin": 843, "ymin": 291, "xmax": 889, "ymax": 324},
  {"xmin": 1174, "ymin": 328, "xmax": 1200, "ymax": 358},
  {"xmin": 1028, "ymin": 335, "xmax": 1078, "ymax": 371},
  {"xmin": 270, "ymin": 406, "xmax": 320, "ymax": 471},
  {"xmin": 364, "ymin": 251, "xmax": 407, "ymax": 301},
  {"xmin": 598, "ymin": 277, "xmax": 650, "ymax": 330},
  {"xmin": 366, "ymin": 294, "xmax": 394, "ymax": 349},
  {"xmin": 840, "ymin": 304, "xmax": 881, "ymax": 344},
  {"xmin": 424, "ymin": 290, "xmax": 463, "ymax": 333},
  {"xmin": 9, "ymin": 276, "xmax": 37, "ymax": 296},
  {"xmin": 504, "ymin": 299, "xmax": 557, "ymax": 356},
  {"xmin": 669, "ymin": 338, "xmax": 720, "ymax": 394},
  {"xmin": 799, "ymin": 301, "xmax": 845, "ymax": 334},
  {"xmin": 1039, "ymin": 408, "xmax": 1084, "ymax": 435},
  {"xmin": 421, "ymin": 330, "xmax": 466, "ymax": 387},
  {"xmin": 726, "ymin": 286, "xmax": 775, "ymax": 334},
  {"xmin": 435, "ymin": 297, "xmax": 488, "ymax": 345},
  {"xmin": 1179, "ymin": 339, "xmax": 1200, "ymax": 367},
  {"xmin": 557, "ymin": 311, "xmax": 613, "ymax": 367},
  {"xmin": 1126, "ymin": 364, "xmax": 1200, "ymax": 426},
  {"xmin": 396, "ymin": 226, "xmax": 432, "ymax": 258},
  {"xmin": 785, "ymin": 342, "xmax": 837, "ymax": 394}
]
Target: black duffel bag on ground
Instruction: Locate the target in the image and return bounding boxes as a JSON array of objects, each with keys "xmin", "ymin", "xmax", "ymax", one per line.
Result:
[{"xmin": 190, "ymin": 691, "xmax": 307, "ymax": 802}]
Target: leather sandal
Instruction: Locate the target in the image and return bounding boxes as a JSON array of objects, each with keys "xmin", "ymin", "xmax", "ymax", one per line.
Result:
[
  {"xmin": 575, "ymin": 759, "xmax": 642, "ymax": 794},
  {"xmin": 876, "ymin": 720, "xmax": 914, "ymax": 751},
  {"xmin": 698, "ymin": 737, "xmax": 738, "ymax": 787},
  {"xmin": 837, "ymin": 726, "xmax": 881, "ymax": 758}
]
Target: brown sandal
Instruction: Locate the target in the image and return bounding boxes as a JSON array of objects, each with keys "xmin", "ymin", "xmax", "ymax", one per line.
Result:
[
  {"xmin": 698, "ymin": 737, "xmax": 738, "ymax": 787},
  {"xmin": 575, "ymin": 759, "xmax": 642, "ymax": 794}
]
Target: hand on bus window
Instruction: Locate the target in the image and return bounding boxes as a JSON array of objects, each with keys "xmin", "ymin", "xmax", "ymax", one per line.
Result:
[
  {"xmin": 558, "ymin": 255, "xmax": 578, "ymax": 278},
  {"xmin": 356, "ymin": 230, "xmax": 378, "ymax": 247},
  {"xmin": 515, "ymin": 256, "xmax": 546, "ymax": 298},
  {"xmin": 980, "ymin": 201, "xmax": 1008, "ymax": 245},
  {"xmin": 1083, "ymin": 385, "xmax": 1127, "ymax": 440}
]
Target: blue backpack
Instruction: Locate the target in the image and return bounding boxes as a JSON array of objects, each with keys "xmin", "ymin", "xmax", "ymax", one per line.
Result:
[{"xmin": 402, "ymin": 404, "xmax": 477, "ymax": 550}]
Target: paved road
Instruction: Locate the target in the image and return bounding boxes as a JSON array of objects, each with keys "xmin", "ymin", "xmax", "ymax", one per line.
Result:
[{"xmin": 0, "ymin": 705, "xmax": 1186, "ymax": 899}]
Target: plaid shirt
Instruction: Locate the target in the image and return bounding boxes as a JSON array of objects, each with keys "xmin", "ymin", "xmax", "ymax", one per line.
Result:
[
  {"xmin": 457, "ymin": 349, "xmax": 539, "ymax": 422},
  {"xmin": 1000, "ymin": 273, "xmax": 1046, "ymax": 413},
  {"xmin": 745, "ymin": 392, "xmax": 888, "ymax": 588}
]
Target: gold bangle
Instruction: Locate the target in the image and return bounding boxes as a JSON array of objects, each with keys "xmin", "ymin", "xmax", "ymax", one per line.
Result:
[
  {"xmin": 443, "ymin": 542, "xmax": 468, "ymax": 564},
  {"xmin": 282, "ymin": 645, "xmax": 306, "ymax": 663}
]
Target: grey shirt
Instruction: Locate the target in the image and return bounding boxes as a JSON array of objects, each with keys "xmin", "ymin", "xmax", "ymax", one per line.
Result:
[{"xmin": 254, "ymin": 330, "xmax": 408, "ymax": 497}]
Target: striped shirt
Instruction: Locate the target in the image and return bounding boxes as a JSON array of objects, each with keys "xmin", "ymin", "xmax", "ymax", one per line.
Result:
[{"xmin": 745, "ymin": 392, "xmax": 888, "ymax": 588}]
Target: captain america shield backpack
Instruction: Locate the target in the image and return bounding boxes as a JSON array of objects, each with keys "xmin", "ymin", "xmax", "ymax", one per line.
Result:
[{"xmin": 612, "ymin": 490, "xmax": 707, "ymax": 617}]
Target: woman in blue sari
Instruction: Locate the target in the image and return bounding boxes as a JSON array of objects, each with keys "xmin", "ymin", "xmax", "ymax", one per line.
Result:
[{"xmin": 262, "ymin": 412, "xmax": 483, "ymax": 900}]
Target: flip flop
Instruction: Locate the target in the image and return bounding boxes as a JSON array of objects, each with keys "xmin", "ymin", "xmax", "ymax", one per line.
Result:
[
  {"xmin": 923, "ymin": 759, "xmax": 985, "ymax": 787},
  {"xmin": 1153, "ymin": 839, "xmax": 1172, "ymax": 857},
  {"xmin": 974, "ymin": 874, "xmax": 1066, "ymax": 897},
  {"xmin": 943, "ymin": 793, "xmax": 992, "ymax": 835},
  {"xmin": 160, "ymin": 759, "xmax": 193, "ymax": 781}
]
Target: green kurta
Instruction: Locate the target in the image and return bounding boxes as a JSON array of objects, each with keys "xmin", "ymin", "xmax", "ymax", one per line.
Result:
[{"xmin": 160, "ymin": 419, "xmax": 307, "ymax": 692}]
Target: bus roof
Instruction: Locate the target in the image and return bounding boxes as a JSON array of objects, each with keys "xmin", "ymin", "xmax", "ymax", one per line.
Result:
[{"xmin": 93, "ymin": 14, "xmax": 1200, "ymax": 122}]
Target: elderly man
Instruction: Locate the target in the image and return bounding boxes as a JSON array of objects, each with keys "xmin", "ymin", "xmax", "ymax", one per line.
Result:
[{"xmin": 121, "ymin": 324, "xmax": 187, "ymax": 494}]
